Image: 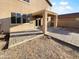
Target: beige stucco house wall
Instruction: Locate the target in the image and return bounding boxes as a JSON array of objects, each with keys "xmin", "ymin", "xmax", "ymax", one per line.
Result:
[
  {"xmin": 0, "ymin": 0, "xmax": 52, "ymax": 32},
  {"xmin": 0, "ymin": 0, "xmax": 51, "ymax": 18}
]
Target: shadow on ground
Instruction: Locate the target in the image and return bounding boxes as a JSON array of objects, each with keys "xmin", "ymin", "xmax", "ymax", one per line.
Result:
[
  {"xmin": 46, "ymin": 35, "xmax": 79, "ymax": 52},
  {"xmin": 48, "ymin": 27, "xmax": 71, "ymax": 35}
]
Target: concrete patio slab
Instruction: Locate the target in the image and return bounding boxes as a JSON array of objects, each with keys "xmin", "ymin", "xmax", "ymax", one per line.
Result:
[
  {"xmin": 47, "ymin": 27, "xmax": 79, "ymax": 47},
  {"xmin": 9, "ymin": 30, "xmax": 43, "ymax": 47},
  {"xmin": 9, "ymin": 34, "xmax": 44, "ymax": 48}
]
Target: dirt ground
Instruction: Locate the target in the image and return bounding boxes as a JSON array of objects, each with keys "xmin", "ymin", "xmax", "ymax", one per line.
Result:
[{"xmin": 0, "ymin": 36, "xmax": 79, "ymax": 59}]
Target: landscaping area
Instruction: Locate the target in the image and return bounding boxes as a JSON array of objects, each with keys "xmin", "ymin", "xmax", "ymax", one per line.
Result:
[{"xmin": 0, "ymin": 35, "xmax": 79, "ymax": 59}]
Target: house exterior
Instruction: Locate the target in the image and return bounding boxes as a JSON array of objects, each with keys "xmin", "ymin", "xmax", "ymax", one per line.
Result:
[
  {"xmin": 58, "ymin": 13, "xmax": 79, "ymax": 28},
  {"xmin": 0, "ymin": 0, "xmax": 58, "ymax": 33}
]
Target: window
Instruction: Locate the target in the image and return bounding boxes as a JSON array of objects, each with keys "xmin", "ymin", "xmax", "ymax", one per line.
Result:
[
  {"xmin": 20, "ymin": 0, "xmax": 30, "ymax": 3},
  {"xmin": 11, "ymin": 12, "xmax": 21, "ymax": 24},
  {"xmin": 11, "ymin": 13, "xmax": 16, "ymax": 23},
  {"xmin": 23, "ymin": 0, "xmax": 30, "ymax": 2},
  {"xmin": 27, "ymin": 14, "xmax": 32, "ymax": 23},
  {"xmin": 22, "ymin": 14, "xmax": 26, "ymax": 23},
  {"xmin": 11, "ymin": 12, "xmax": 32, "ymax": 24},
  {"xmin": 16, "ymin": 13, "xmax": 21, "ymax": 23},
  {"xmin": 22, "ymin": 14, "xmax": 32, "ymax": 23}
]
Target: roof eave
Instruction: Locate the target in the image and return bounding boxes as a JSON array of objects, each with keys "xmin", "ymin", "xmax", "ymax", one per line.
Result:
[{"xmin": 46, "ymin": 0, "xmax": 52, "ymax": 7}]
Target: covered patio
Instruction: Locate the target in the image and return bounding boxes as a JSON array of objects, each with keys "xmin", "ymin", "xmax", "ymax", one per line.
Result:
[
  {"xmin": 32, "ymin": 10, "xmax": 79, "ymax": 47},
  {"xmin": 32, "ymin": 9, "xmax": 58, "ymax": 34}
]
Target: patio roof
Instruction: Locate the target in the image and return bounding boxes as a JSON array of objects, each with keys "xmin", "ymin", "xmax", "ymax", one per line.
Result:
[
  {"xmin": 32, "ymin": 9, "xmax": 58, "ymax": 34},
  {"xmin": 32, "ymin": 10, "xmax": 57, "ymax": 17}
]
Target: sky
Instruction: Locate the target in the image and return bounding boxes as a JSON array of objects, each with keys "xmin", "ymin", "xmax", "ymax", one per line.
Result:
[{"xmin": 50, "ymin": 0, "xmax": 79, "ymax": 14}]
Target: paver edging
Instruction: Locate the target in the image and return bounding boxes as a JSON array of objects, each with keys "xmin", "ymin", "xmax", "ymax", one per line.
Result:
[{"xmin": 9, "ymin": 34, "xmax": 44, "ymax": 48}]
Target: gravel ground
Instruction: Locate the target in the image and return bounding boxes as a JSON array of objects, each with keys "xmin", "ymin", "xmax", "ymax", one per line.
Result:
[
  {"xmin": 0, "ymin": 36, "xmax": 79, "ymax": 59},
  {"xmin": 9, "ymin": 35, "xmax": 36, "ymax": 46}
]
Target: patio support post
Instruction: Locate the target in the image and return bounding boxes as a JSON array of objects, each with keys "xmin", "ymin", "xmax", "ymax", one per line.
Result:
[
  {"xmin": 43, "ymin": 10, "xmax": 48, "ymax": 34},
  {"xmin": 54, "ymin": 15, "xmax": 58, "ymax": 28}
]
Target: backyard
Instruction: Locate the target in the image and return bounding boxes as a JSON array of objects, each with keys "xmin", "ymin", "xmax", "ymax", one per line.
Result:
[{"xmin": 0, "ymin": 35, "xmax": 79, "ymax": 59}]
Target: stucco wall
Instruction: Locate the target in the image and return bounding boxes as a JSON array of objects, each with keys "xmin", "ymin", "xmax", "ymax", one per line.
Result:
[
  {"xmin": 10, "ymin": 20, "xmax": 35, "ymax": 32},
  {"xmin": 0, "ymin": 0, "xmax": 50, "ymax": 18},
  {"xmin": 0, "ymin": 0, "xmax": 51, "ymax": 32}
]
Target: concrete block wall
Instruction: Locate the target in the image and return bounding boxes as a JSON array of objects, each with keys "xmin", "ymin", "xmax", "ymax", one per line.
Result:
[
  {"xmin": 58, "ymin": 17, "xmax": 79, "ymax": 28},
  {"xmin": 0, "ymin": 18, "xmax": 10, "ymax": 33}
]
